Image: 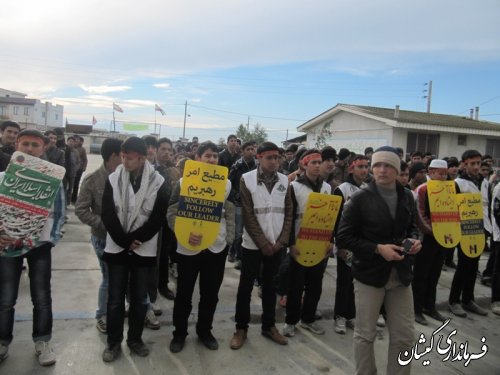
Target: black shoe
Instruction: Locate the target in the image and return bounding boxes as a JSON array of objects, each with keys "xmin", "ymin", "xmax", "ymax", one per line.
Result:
[
  {"xmin": 227, "ymin": 253, "xmax": 236, "ymax": 263},
  {"xmin": 198, "ymin": 332, "xmax": 219, "ymax": 350},
  {"xmin": 127, "ymin": 340, "xmax": 149, "ymax": 357},
  {"xmin": 423, "ymin": 308, "xmax": 447, "ymax": 323},
  {"xmin": 234, "ymin": 260, "xmax": 242, "ymax": 270},
  {"xmin": 102, "ymin": 344, "xmax": 121, "ymax": 362},
  {"xmin": 169, "ymin": 337, "xmax": 185, "ymax": 353},
  {"xmin": 159, "ymin": 286, "xmax": 176, "ymax": 300},
  {"xmin": 414, "ymin": 312, "xmax": 428, "ymax": 325}
]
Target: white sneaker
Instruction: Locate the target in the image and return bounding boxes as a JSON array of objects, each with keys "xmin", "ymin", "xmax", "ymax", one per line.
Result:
[
  {"xmin": 96, "ymin": 316, "xmax": 107, "ymax": 334},
  {"xmin": 35, "ymin": 341, "xmax": 56, "ymax": 366},
  {"xmin": 0, "ymin": 343, "xmax": 8, "ymax": 363},
  {"xmin": 144, "ymin": 309, "xmax": 160, "ymax": 330},
  {"xmin": 300, "ymin": 321, "xmax": 325, "ymax": 335},
  {"xmin": 492, "ymin": 301, "xmax": 500, "ymax": 316},
  {"xmin": 376, "ymin": 314, "xmax": 386, "ymax": 327},
  {"xmin": 334, "ymin": 317, "xmax": 346, "ymax": 334},
  {"xmin": 282, "ymin": 323, "xmax": 296, "ymax": 337}
]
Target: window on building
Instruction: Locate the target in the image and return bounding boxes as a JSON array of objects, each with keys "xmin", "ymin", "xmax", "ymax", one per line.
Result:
[
  {"xmin": 55, "ymin": 113, "xmax": 58, "ymax": 120},
  {"xmin": 458, "ymin": 134, "xmax": 467, "ymax": 146},
  {"xmin": 42, "ymin": 112, "xmax": 46, "ymax": 118},
  {"xmin": 0, "ymin": 107, "xmax": 5, "ymax": 116},
  {"xmin": 13, "ymin": 106, "xmax": 19, "ymax": 115},
  {"xmin": 24, "ymin": 107, "xmax": 29, "ymax": 116},
  {"xmin": 406, "ymin": 132, "xmax": 440, "ymax": 156},
  {"xmin": 486, "ymin": 139, "xmax": 500, "ymax": 167}
]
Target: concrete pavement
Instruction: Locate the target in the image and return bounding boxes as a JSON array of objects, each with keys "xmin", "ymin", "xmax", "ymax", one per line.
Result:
[{"xmin": 2, "ymin": 156, "xmax": 500, "ymax": 374}]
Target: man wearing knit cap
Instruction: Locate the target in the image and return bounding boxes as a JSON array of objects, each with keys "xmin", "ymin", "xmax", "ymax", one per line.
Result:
[
  {"xmin": 408, "ymin": 162, "xmax": 427, "ymax": 191},
  {"xmin": 332, "ymin": 148, "xmax": 350, "ymax": 189},
  {"xmin": 319, "ymin": 146, "xmax": 337, "ymax": 189},
  {"xmin": 336, "ymin": 145, "xmax": 421, "ymax": 375},
  {"xmin": 412, "ymin": 159, "xmax": 453, "ymax": 325}
]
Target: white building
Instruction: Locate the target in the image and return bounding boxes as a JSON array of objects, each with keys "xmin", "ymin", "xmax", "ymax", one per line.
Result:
[
  {"xmin": 0, "ymin": 88, "xmax": 64, "ymax": 129},
  {"xmin": 297, "ymin": 104, "xmax": 500, "ymax": 164}
]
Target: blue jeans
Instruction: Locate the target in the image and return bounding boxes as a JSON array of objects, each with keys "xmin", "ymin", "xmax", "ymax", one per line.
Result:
[
  {"xmin": 106, "ymin": 262, "xmax": 150, "ymax": 346},
  {"xmin": 91, "ymin": 236, "xmax": 108, "ymax": 319},
  {"xmin": 229, "ymin": 206, "xmax": 243, "ymax": 259},
  {"xmin": 0, "ymin": 243, "xmax": 53, "ymax": 345}
]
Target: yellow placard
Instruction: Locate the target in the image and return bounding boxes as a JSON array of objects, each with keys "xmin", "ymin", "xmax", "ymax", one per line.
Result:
[
  {"xmin": 174, "ymin": 160, "xmax": 228, "ymax": 251},
  {"xmin": 427, "ymin": 180, "xmax": 461, "ymax": 248},
  {"xmin": 457, "ymin": 193, "xmax": 485, "ymax": 258},
  {"xmin": 295, "ymin": 193, "xmax": 341, "ymax": 267}
]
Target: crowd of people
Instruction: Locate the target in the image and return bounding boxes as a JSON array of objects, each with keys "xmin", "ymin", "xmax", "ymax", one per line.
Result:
[{"xmin": 0, "ymin": 122, "xmax": 499, "ymax": 374}]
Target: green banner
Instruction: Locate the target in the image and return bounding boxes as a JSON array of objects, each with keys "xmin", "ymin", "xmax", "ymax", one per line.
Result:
[{"xmin": 123, "ymin": 123, "xmax": 149, "ymax": 131}]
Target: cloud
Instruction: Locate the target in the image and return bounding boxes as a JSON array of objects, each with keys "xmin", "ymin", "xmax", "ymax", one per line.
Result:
[
  {"xmin": 79, "ymin": 84, "xmax": 131, "ymax": 94},
  {"xmin": 1, "ymin": 0, "xmax": 499, "ymax": 92},
  {"xmin": 153, "ymin": 83, "xmax": 171, "ymax": 89}
]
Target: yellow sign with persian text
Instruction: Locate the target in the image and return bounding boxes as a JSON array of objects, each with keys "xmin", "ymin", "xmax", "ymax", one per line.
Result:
[
  {"xmin": 175, "ymin": 160, "xmax": 228, "ymax": 251},
  {"xmin": 457, "ymin": 193, "xmax": 485, "ymax": 258},
  {"xmin": 295, "ymin": 193, "xmax": 341, "ymax": 267},
  {"xmin": 427, "ymin": 180, "xmax": 461, "ymax": 248}
]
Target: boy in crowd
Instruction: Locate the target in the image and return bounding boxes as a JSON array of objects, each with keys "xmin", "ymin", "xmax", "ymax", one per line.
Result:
[
  {"xmin": 231, "ymin": 142, "xmax": 293, "ymax": 350},
  {"xmin": 282, "ymin": 149, "xmax": 333, "ymax": 338},
  {"xmin": 167, "ymin": 141, "xmax": 234, "ymax": 353},
  {"xmin": 100, "ymin": 137, "xmax": 169, "ymax": 362},
  {"xmin": 75, "ymin": 138, "xmax": 123, "ymax": 334},
  {"xmin": 0, "ymin": 129, "xmax": 65, "ymax": 366}
]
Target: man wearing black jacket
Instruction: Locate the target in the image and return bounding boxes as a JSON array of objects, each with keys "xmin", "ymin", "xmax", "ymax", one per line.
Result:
[
  {"xmin": 336, "ymin": 146, "xmax": 421, "ymax": 375},
  {"xmin": 100, "ymin": 137, "xmax": 169, "ymax": 362}
]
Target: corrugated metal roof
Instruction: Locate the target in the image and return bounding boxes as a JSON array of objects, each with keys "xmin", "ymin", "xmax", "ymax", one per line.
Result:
[
  {"xmin": 341, "ymin": 104, "xmax": 500, "ymax": 131},
  {"xmin": 298, "ymin": 103, "xmax": 500, "ymax": 133},
  {"xmin": 0, "ymin": 97, "xmax": 37, "ymax": 106}
]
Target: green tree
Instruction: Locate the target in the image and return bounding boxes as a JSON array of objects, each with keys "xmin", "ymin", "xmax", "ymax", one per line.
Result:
[
  {"xmin": 315, "ymin": 120, "xmax": 332, "ymax": 149},
  {"xmin": 236, "ymin": 123, "xmax": 268, "ymax": 144}
]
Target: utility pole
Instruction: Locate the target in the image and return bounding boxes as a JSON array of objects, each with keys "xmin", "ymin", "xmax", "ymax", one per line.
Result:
[
  {"xmin": 424, "ymin": 80, "xmax": 433, "ymax": 113},
  {"xmin": 182, "ymin": 100, "xmax": 188, "ymax": 140},
  {"xmin": 247, "ymin": 116, "xmax": 250, "ymax": 131}
]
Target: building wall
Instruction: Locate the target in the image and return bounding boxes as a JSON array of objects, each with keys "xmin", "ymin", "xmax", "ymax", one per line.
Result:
[{"xmin": 305, "ymin": 112, "xmax": 393, "ymax": 154}]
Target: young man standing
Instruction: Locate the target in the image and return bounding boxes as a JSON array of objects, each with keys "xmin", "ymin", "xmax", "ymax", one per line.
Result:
[
  {"xmin": 282, "ymin": 149, "xmax": 333, "ymax": 338},
  {"xmin": 218, "ymin": 134, "xmax": 239, "ymax": 169},
  {"xmin": 231, "ymin": 142, "xmax": 293, "ymax": 350},
  {"xmin": 43, "ymin": 130, "xmax": 65, "ymax": 167},
  {"xmin": 413, "ymin": 159, "xmax": 452, "ymax": 325},
  {"xmin": 0, "ymin": 121, "xmax": 20, "ymax": 156},
  {"xmin": 75, "ymin": 138, "xmax": 123, "ymax": 334},
  {"xmin": 167, "ymin": 141, "xmax": 235, "ymax": 353},
  {"xmin": 71, "ymin": 136, "xmax": 88, "ymax": 204},
  {"xmin": 336, "ymin": 146, "xmax": 421, "ymax": 375},
  {"xmin": 100, "ymin": 137, "xmax": 169, "ymax": 362},
  {"xmin": 228, "ymin": 140, "xmax": 257, "ymax": 267},
  {"xmin": 0, "ymin": 129, "xmax": 65, "ymax": 366},
  {"xmin": 448, "ymin": 150, "xmax": 490, "ymax": 317},
  {"xmin": 333, "ymin": 155, "xmax": 369, "ymax": 334}
]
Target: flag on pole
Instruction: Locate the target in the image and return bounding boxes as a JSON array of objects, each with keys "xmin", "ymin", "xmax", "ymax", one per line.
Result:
[
  {"xmin": 92, "ymin": 116, "xmax": 97, "ymax": 125},
  {"xmin": 113, "ymin": 103, "xmax": 124, "ymax": 113},
  {"xmin": 155, "ymin": 104, "xmax": 166, "ymax": 116}
]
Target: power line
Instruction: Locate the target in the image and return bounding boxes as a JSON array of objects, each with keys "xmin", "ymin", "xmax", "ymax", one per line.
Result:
[{"xmin": 188, "ymin": 103, "xmax": 307, "ymax": 122}]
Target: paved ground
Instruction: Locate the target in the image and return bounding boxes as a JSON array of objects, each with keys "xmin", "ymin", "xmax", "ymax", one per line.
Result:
[{"xmin": 2, "ymin": 155, "xmax": 500, "ymax": 374}]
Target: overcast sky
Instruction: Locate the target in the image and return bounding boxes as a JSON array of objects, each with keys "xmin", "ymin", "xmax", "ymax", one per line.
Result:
[{"xmin": 2, "ymin": 0, "xmax": 500, "ymax": 143}]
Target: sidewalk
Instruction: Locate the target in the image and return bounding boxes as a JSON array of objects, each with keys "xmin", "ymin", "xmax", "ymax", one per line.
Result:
[{"xmin": 2, "ymin": 206, "xmax": 499, "ymax": 375}]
